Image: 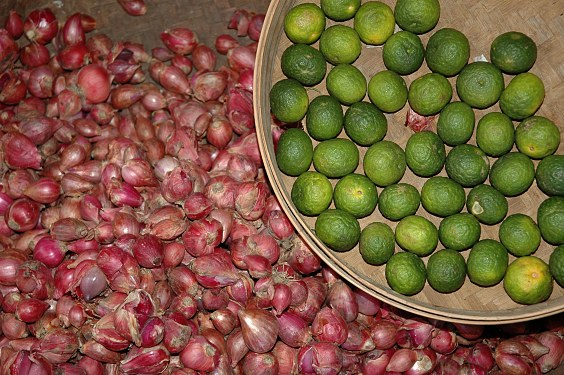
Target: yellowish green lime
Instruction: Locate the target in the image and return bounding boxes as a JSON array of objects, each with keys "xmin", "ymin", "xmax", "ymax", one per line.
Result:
[
  {"xmin": 436, "ymin": 101, "xmax": 475, "ymax": 147},
  {"xmin": 536, "ymin": 155, "xmax": 564, "ymax": 197},
  {"xmin": 359, "ymin": 222, "xmax": 395, "ymax": 265},
  {"xmin": 269, "ymin": 78, "xmax": 309, "ymax": 123},
  {"xmin": 284, "ymin": 3, "xmax": 326, "ymax": 44},
  {"xmin": 378, "ymin": 183, "xmax": 420, "ymax": 221},
  {"xmin": 382, "ymin": 30, "xmax": 425, "ymax": 75},
  {"xmin": 326, "ymin": 64, "xmax": 367, "ymax": 105},
  {"xmin": 504, "ymin": 256, "xmax": 553, "ymax": 305},
  {"xmin": 405, "ymin": 130, "xmax": 446, "ymax": 177},
  {"xmin": 315, "ymin": 209, "xmax": 361, "ymax": 252},
  {"xmin": 281, "ymin": 43, "xmax": 327, "ymax": 86},
  {"xmin": 549, "ymin": 245, "xmax": 564, "ymax": 287},
  {"xmin": 306, "ymin": 95, "xmax": 344, "ymax": 141},
  {"xmin": 490, "ymin": 31, "xmax": 537, "ymax": 74},
  {"xmin": 466, "ymin": 184, "xmax": 508, "ymax": 225},
  {"xmin": 334, "ymin": 173, "xmax": 378, "ymax": 218},
  {"xmin": 368, "ymin": 70, "xmax": 408, "ymax": 113},
  {"xmin": 395, "ymin": 214, "xmax": 439, "ymax": 256},
  {"xmin": 275, "ymin": 128, "xmax": 313, "ymax": 176},
  {"xmin": 385, "ymin": 251, "xmax": 427, "ymax": 296},
  {"xmin": 421, "ymin": 176, "xmax": 466, "ymax": 217},
  {"xmin": 320, "ymin": 0, "xmax": 361, "ymax": 21},
  {"xmin": 439, "ymin": 213, "xmax": 481, "ymax": 251},
  {"xmin": 425, "ymin": 28, "xmax": 470, "ymax": 77},
  {"xmin": 456, "ymin": 61, "xmax": 504, "ymax": 109},
  {"xmin": 476, "ymin": 112, "xmax": 515, "ymax": 157},
  {"xmin": 445, "ymin": 144, "xmax": 490, "ymax": 188},
  {"xmin": 499, "ymin": 213, "xmax": 542, "ymax": 257},
  {"xmin": 489, "ymin": 152, "xmax": 535, "ymax": 197},
  {"xmin": 426, "ymin": 249, "xmax": 466, "ymax": 293},
  {"xmin": 291, "ymin": 171, "xmax": 333, "ymax": 216},
  {"xmin": 499, "ymin": 72, "xmax": 545, "ymax": 120},
  {"xmin": 344, "ymin": 101, "xmax": 387, "ymax": 146},
  {"xmin": 363, "ymin": 140, "xmax": 406, "ymax": 187},
  {"xmin": 408, "ymin": 72, "xmax": 453, "ymax": 116},
  {"xmin": 313, "ymin": 138, "xmax": 359, "ymax": 178},
  {"xmin": 515, "ymin": 116, "xmax": 561, "ymax": 159},
  {"xmin": 537, "ymin": 196, "xmax": 564, "ymax": 245},
  {"xmin": 467, "ymin": 239, "xmax": 509, "ymax": 287},
  {"xmin": 354, "ymin": 1, "xmax": 395, "ymax": 45},
  {"xmin": 394, "ymin": 0, "xmax": 440, "ymax": 34},
  {"xmin": 319, "ymin": 25, "xmax": 362, "ymax": 65}
]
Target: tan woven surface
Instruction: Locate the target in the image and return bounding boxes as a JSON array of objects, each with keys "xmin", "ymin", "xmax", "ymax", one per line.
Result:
[{"xmin": 255, "ymin": 0, "xmax": 564, "ymax": 323}]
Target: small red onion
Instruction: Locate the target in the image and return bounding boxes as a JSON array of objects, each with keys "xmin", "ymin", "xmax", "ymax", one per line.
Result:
[
  {"xmin": 201, "ymin": 287, "xmax": 229, "ymax": 311},
  {"xmin": 1, "ymin": 312, "xmax": 28, "ymax": 339},
  {"xmin": 6, "ymin": 198, "xmax": 40, "ymax": 232},
  {"xmin": 79, "ymin": 264, "xmax": 108, "ymax": 301},
  {"xmin": 404, "ymin": 348, "xmax": 437, "ymax": 375},
  {"xmin": 354, "ymin": 288, "xmax": 382, "ymax": 316},
  {"xmin": 80, "ymin": 340, "xmax": 121, "ymax": 363},
  {"xmin": 535, "ymin": 331, "xmax": 564, "ymax": 373},
  {"xmin": 371, "ymin": 320, "xmax": 399, "ymax": 350},
  {"xmin": 430, "ymin": 328, "xmax": 458, "ymax": 355},
  {"xmin": 15, "ymin": 260, "xmax": 53, "ymax": 300},
  {"xmin": 242, "ymin": 352, "xmax": 279, "ymax": 375},
  {"xmin": 78, "ymin": 64, "xmax": 111, "ymax": 104},
  {"xmin": 20, "ymin": 43, "xmax": 51, "ymax": 68},
  {"xmin": 310, "ymin": 342, "xmax": 343, "ymax": 375},
  {"xmin": 171, "ymin": 54, "xmax": 193, "ymax": 75},
  {"xmin": 163, "ymin": 315, "xmax": 192, "ymax": 353},
  {"xmin": 62, "ymin": 13, "xmax": 86, "ymax": 46},
  {"xmin": 16, "ymin": 297, "xmax": 49, "ymax": 323},
  {"xmin": 238, "ymin": 308, "xmax": 279, "ymax": 353},
  {"xmin": 287, "ymin": 238, "xmax": 322, "ymax": 276},
  {"xmin": 38, "ymin": 328, "xmax": 80, "ymax": 364},
  {"xmin": 215, "ymin": 34, "xmax": 239, "ymax": 55},
  {"xmin": 248, "ymin": 14, "xmax": 265, "ymax": 41},
  {"xmin": 210, "ymin": 308, "xmax": 238, "ymax": 335},
  {"xmin": 58, "ymin": 43, "xmax": 90, "ymax": 70},
  {"xmin": 277, "ymin": 310, "xmax": 313, "ymax": 348},
  {"xmin": 23, "ymin": 8, "xmax": 58, "ymax": 45},
  {"xmin": 191, "ymin": 252, "xmax": 240, "ymax": 288},
  {"xmin": 161, "ymin": 27, "xmax": 199, "ymax": 55},
  {"xmin": 311, "ymin": 306, "xmax": 348, "ymax": 345},
  {"xmin": 228, "ymin": 9, "xmax": 250, "ymax": 37},
  {"xmin": 192, "ymin": 44, "xmax": 217, "ymax": 71},
  {"xmin": 117, "ymin": 0, "xmax": 148, "ymax": 16},
  {"xmin": 182, "ymin": 218, "xmax": 222, "ymax": 257},
  {"xmin": 180, "ymin": 335, "xmax": 219, "ymax": 372},
  {"xmin": 5, "ymin": 10, "xmax": 24, "ymax": 39},
  {"xmin": 396, "ymin": 318, "xmax": 435, "ymax": 349},
  {"xmin": 2, "ymin": 132, "xmax": 42, "ymax": 170},
  {"xmin": 227, "ymin": 45, "xmax": 256, "ymax": 73}
]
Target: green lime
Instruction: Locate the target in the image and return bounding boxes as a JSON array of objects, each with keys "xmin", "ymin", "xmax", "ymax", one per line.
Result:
[
  {"xmin": 368, "ymin": 70, "xmax": 408, "ymax": 113},
  {"xmin": 385, "ymin": 251, "xmax": 427, "ymax": 296},
  {"xmin": 315, "ymin": 209, "xmax": 361, "ymax": 252},
  {"xmin": 363, "ymin": 140, "xmax": 407, "ymax": 187},
  {"xmin": 515, "ymin": 116, "xmax": 561, "ymax": 159},
  {"xmin": 445, "ymin": 144, "xmax": 490, "ymax": 188},
  {"xmin": 405, "ymin": 130, "xmax": 446, "ymax": 177},
  {"xmin": 334, "ymin": 173, "xmax": 378, "ymax": 218},
  {"xmin": 490, "ymin": 31, "xmax": 537, "ymax": 74},
  {"xmin": 354, "ymin": 1, "xmax": 395, "ymax": 45},
  {"xmin": 378, "ymin": 183, "xmax": 421, "ymax": 221},
  {"xmin": 489, "ymin": 152, "xmax": 535, "ymax": 197},
  {"xmin": 408, "ymin": 73, "xmax": 453, "ymax": 116},
  {"xmin": 427, "ymin": 249, "xmax": 466, "ymax": 293},
  {"xmin": 425, "ymin": 28, "xmax": 470, "ymax": 77},
  {"xmin": 456, "ymin": 62, "xmax": 505, "ymax": 109},
  {"xmin": 466, "ymin": 184, "xmax": 509, "ymax": 225},
  {"xmin": 499, "ymin": 213, "xmax": 542, "ymax": 257},
  {"xmin": 281, "ymin": 44, "xmax": 327, "ymax": 86},
  {"xmin": 269, "ymin": 79, "xmax": 309, "ymax": 123},
  {"xmin": 382, "ymin": 31, "xmax": 425, "ymax": 75},
  {"xmin": 306, "ymin": 95, "xmax": 344, "ymax": 141},
  {"xmin": 394, "ymin": 0, "xmax": 440, "ymax": 34},
  {"xmin": 439, "ymin": 213, "xmax": 482, "ymax": 251},
  {"xmin": 504, "ymin": 256, "xmax": 553, "ymax": 305},
  {"xmin": 326, "ymin": 64, "xmax": 367, "ymax": 105},
  {"xmin": 549, "ymin": 245, "xmax": 564, "ymax": 287},
  {"xmin": 499, "ymin": 72, "xmax": 545, "ymax": 120},
  {"xmin": 536, "ymin": 155, "xmax": 564, "ymax": 197},
  {"xmin": 395, "ymin": 214, "xmax": 439, "ymax": 256},
  {"xmin": 275, "ymin": 128, "xmax": 313, "ymax": 176},
  {"xmin": 291, "ymin": 171, "xmax": 333, "ymax": 216},
  {"xmin": 537, "ymin": 196, "xmax": 564, "ymax": 245},
  {"xmin": 436, "ymin": 101, "xmax": 476, "ymax": 147},
  {"xmin": 284, "ymin": 3, "xmax": 326, "ymax": 44},
  {"xmin": 421, "ymin": 176, "xmax": 466, "ymax": 217},
  {"xmin": 359, "ymin": 222, "xmax": 395, "ymax": 265},
  {"xmin": 313, "ymin": 138, "xmax": 359, "ymax": 178},
  {"xmin": 475, "ymin": 112, "xmax": 515, "ymax": 157},
  {"xmin": 319, "ymin": 25, "xmax": 362, "ymax": 65},
  {"xmin": 344, "ymin": 101, "xmax": 387, "ymax": 146},
  {"xmin": 320, "ymin": 0, "xmax": 361, "ymax": 21},
  {"xmin": 467, "ymin": 239, "xmax": 509, "ymax": 287}
]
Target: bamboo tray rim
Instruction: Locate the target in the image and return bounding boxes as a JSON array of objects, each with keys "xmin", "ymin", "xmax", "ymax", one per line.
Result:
[{"xmin": 253, "ymin": 0, "xmax": 564, "ymax": 324}]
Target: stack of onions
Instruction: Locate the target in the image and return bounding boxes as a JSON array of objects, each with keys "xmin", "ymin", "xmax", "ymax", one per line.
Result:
[{"xmin": 0, "ymin": 5, "xmax": 561, "ymax": 375}]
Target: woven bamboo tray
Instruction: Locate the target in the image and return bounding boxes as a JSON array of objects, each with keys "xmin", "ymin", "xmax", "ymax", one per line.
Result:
[{"xmin": 254, "ymin": 0, "xmax": 564, "ymax": 324}]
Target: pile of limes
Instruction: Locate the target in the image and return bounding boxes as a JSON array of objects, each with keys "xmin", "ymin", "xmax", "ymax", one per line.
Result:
[{"xmin": 271, "ymin": 0, "xmax": 563, "ymax": 305}]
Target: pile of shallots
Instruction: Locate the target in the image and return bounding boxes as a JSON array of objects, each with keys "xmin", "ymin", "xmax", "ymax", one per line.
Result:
[{"xmin": 0, "ymin": 5, "xmax": 562, "ymax": 375}]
